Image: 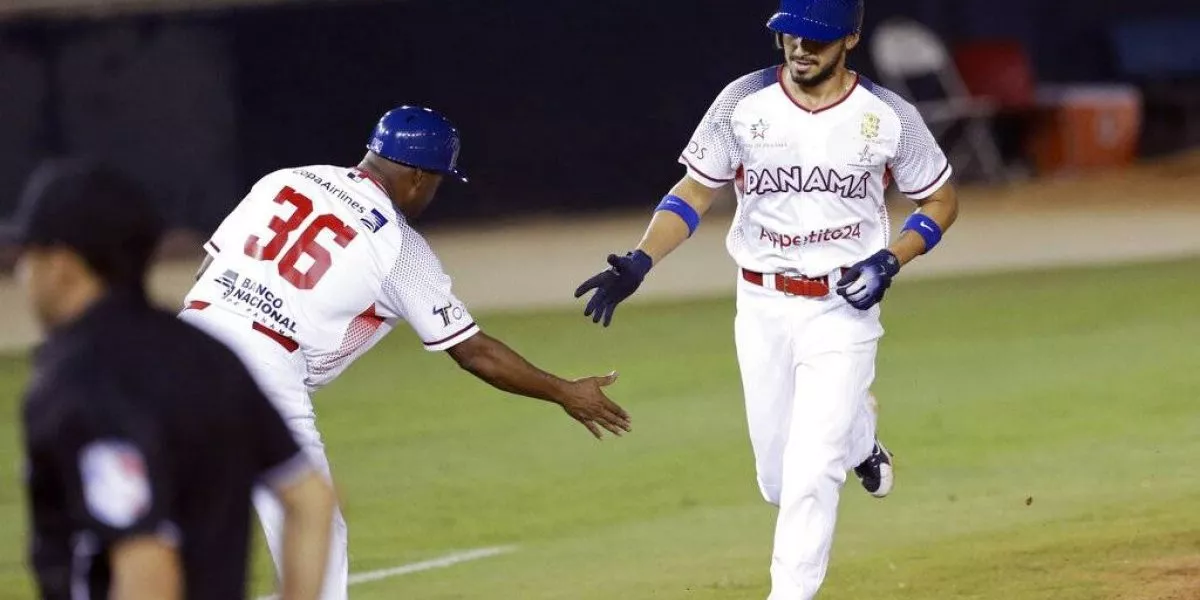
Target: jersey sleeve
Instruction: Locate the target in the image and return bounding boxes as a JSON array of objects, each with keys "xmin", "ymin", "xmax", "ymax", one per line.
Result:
[
  {"xmin": 378, "ymin": 232, "xmax": 479, "ymax": 352},
  {"xmin": 883, "ymin": 94, "xmax": 953, "ymax": 200},
  {"xmin": 678, "ymin": 68, "xmax": 775, "ymax": 188},
  {"xmin": 52, "ymin": 386, "xmax": 180, "ymax": 547}
]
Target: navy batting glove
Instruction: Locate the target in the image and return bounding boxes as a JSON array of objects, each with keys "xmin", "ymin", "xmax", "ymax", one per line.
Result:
[
  {"xmin": 574, "ymin": 250, "xmax": 653, "ymax": 327},
  {"xmin": 836, "ymin": 249, "xmax": 901, "ymax": 310}
]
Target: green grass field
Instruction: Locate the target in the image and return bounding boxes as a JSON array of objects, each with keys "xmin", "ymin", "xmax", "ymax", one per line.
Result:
[{"xmin": 1, "ymin": 258, "xmax": 1199, "ymax": 599}]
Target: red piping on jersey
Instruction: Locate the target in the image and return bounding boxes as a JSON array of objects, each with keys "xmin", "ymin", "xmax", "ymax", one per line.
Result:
[
  {"xmin": 900, "ymin": 161, "xmax": 951, "ymax": 196},
  {"xmin": 253, "ymin": 322, "xmax": 300, "ymax": 353},
  {"xmin": 184, "ymin": 300, "xmax": 299, "ymax": 353},
  {"xmin": 681, "ymin": 156, "xmax": 733, "ymax": 184},
  {"xmin": 353, "ymin": 168, "xmax": 388, "ymax": 194},
  {"xmin": 777, "ymin": 67, "xmax": 860, "ymax": 115},
  {"xmin": 309, "ymin": 304, "xmax": 387, "ymax": 377},
  {"xmin": 361, "ymin": 304, "xmax": 386, "ymax": 325},
  {"xmin": 424, "ymin": 322, "xmax": 477, "ymax": 347}
]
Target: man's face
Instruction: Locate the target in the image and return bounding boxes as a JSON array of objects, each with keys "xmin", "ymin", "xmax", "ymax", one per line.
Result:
[
  {"xmin": 781, "ymin": 33, "xmax": 858, "ymax": 86},
  {"xmin": 16, "ymin": 246, "xmax": 72, "ymax": 329}
]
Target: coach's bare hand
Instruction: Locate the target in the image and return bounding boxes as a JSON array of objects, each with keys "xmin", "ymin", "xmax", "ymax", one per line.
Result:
[{"xmin": 557, "ymin": 372, "xmax": 631, "ymax": 439}]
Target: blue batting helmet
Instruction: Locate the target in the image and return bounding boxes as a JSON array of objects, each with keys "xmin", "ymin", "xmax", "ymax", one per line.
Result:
[
  {"xmin": 767, "ymin": 0, "xmax": 864, "ymax": 43},
  {"xmin": 367, "ymin": 106, "xmax": 467, "ymax": 182}
]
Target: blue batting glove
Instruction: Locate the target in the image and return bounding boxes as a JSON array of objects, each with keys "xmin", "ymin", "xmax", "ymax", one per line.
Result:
[
  {"xmin": 836, "ymin": 249, "xmax": 901, "ymax": 310},
  {"xmin": 574, "ymin": 250, "xmax": 653, "ymax": 327}
]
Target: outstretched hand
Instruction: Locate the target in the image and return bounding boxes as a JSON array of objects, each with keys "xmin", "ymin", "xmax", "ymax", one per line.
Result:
[
  {"xmin": 557, "ymin": 372, "xmax": 631, "ymax": 439},
  {"xmin": 574, "ymin": 250, "xmax": 653, "ymax": 327}
]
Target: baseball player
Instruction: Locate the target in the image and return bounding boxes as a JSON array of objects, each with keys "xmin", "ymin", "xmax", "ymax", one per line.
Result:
[
  {"xmin": 574, "ymin": 1, "xmax": 958, "ymax": 598},
  {"xmin": 179, "ymin": 106, "xmax": 631, "ymax": 599}
]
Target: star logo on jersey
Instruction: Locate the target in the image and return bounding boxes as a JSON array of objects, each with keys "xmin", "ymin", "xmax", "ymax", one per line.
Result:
[
  {"xmin": 861, "ymin": 113, "xmax": 881, "ymax": 140},
  {"xmin": 857, "ymin": 144, "xmax": 873, "ymax": 164},
  {"xmin": 750, "ymin": 119, "xmax": 770, "ymax": 140}
]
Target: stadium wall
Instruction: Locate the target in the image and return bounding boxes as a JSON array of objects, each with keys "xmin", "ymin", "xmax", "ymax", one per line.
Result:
[{"xmin": 0, "ymin": 0, "xmax": 1194, "ymax": 231}]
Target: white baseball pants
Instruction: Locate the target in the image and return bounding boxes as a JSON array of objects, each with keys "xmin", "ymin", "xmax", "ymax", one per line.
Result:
[
  {"xmin": 733, "ymin": 277, "xmax": 883, "ymax": 600},
  {"xmin": 180, "ymin": 308, "xmax": 349, "ymax": 600}
]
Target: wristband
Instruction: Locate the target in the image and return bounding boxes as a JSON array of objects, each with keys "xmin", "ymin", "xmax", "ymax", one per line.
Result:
[
  {"xmin": 902, "ymin": 213, "xmax": 943, "ymax": 253},
  {"xmin": 655, "ymin": 194, "xmax": 701, "ymax": 237},
  {"xmin": 628, "ymin": 249, "xmax": 654, "ymax": 276}
]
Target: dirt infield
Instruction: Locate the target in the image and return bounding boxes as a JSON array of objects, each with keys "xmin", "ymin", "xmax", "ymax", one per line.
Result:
[
  {"xmin": 0, "ymin": 153, "xmax": 1197, "ymax": 351},
  {"xmin": 1098, "ymin": 555, "xmax": 1200, "ymax": 600}
]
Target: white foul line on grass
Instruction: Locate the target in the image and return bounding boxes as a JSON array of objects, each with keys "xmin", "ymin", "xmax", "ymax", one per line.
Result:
[
  {"xmin": 257, "ymin": 545, "xmax": 517, "ymax": 599},
  {"xmin": 348, "ymin": 545, "xmax": 517, "ymax": 585}
]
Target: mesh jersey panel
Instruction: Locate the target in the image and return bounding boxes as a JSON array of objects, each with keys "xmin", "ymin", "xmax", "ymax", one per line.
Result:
[
  {"xmin": 307, "ymin": 305, "xmax": 385, "ymax": 380},
  {"xmin": 682, "ymin": 66, "xmax": 778, "ymax": 183},
  {"xmin": 378, "ymin": 229, "xmax": 474, "ymax": 349},
  {"xmin": 860, "ymin": 78, "xmax": 950, "ymax": 197},
  {"xmin": 878, "ymin": 201, "xmax": 891, "ymax": 246}
]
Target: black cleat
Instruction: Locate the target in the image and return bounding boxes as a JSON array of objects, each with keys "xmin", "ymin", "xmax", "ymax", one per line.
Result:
[{"xmin": 853, "ymin": 439, "xmax": 894, "ymax": 498}]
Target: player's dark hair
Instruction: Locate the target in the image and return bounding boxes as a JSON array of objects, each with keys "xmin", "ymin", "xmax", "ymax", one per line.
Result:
[{"xmin": 25, "ymin": 163, "xmax": 165, "ymax": 293}]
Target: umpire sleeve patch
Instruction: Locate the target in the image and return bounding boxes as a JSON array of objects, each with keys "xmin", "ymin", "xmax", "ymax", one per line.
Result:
[{"xmin": 79, "ymin": 440, "xmax": 152, "ymax": 529}]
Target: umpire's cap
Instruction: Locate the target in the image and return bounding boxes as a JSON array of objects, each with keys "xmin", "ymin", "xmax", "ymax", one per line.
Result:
[
  {"xmin": 1, "ymin": 159, "xmax": 164, "ymax": 288},
  {"xmin": 366, "ymin": 106, "xmax": 468, "ymax": 183},
  {"xmin": 768, "ymin": 0, "xmax": 865, "ymax": 42}
]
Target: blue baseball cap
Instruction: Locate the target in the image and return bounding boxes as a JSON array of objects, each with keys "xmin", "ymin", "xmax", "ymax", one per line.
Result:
[
  {"xmin": 767, "ymin": 0, "xmax": 864, "ymax": 43},
  {"xmin": 366, "ymin": 106, "xmax": 467, "ymax": 183}
]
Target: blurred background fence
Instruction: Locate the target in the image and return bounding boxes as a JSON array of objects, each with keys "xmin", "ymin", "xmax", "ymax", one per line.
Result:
[{"xmin": 0, "ymin": 0, "xmax": 1198, "ymax": 234}]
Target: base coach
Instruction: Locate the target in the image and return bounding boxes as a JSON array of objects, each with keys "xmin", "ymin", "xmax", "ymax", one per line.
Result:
[{"xmin": 6, "ymin": 160, "xmax": 336, "ymax": 600}]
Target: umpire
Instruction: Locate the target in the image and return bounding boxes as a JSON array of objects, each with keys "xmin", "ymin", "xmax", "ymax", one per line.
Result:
[{"xmin": 6, "ymin": 160, "xmax": 336, "ymax": 599}]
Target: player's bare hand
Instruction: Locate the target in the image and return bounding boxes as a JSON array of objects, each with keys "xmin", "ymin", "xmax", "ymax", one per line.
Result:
[{"xmin": 557, "ymin": 372, "xmax": 631, "ymax": 439}]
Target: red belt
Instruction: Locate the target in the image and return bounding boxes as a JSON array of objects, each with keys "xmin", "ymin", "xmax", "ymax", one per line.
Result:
[
  {"xmin": 185, "ymin": 301, "xmax": 299, "ymax": 353},
  {"xmin": 741, "ymin": 269, "xmax": 833, "ymax": 298}
]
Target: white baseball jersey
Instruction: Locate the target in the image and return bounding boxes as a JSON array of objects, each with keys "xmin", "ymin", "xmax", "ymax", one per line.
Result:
[
  {"xmin": 183, "ymin": 165, "xmax": 478, "ymax": 390},
  {"xmin": 680, "ymin": 66, "xmax": 952, "ymax": 277}
]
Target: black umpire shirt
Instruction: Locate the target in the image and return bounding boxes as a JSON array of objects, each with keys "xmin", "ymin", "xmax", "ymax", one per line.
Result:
[{"xmin": 22, "ymin": 292, "xmax": 308, "ymax": 599}]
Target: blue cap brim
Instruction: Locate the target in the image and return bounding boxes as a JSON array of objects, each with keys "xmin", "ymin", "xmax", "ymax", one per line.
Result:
[
  {"xmin": 378, "ymin": 152, "xmax": 469, "ymax": 183},
  {"xmin": 767, "ymin": 12, "xmax": 849, "ymax": 42}
]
